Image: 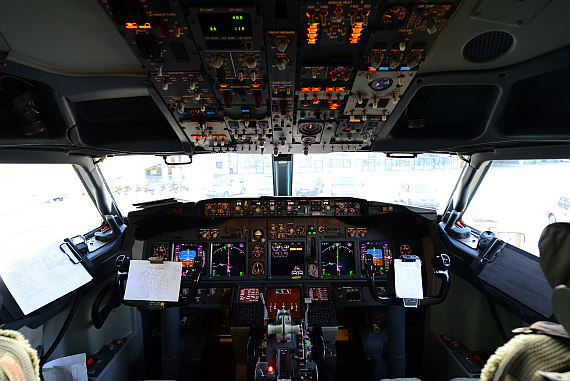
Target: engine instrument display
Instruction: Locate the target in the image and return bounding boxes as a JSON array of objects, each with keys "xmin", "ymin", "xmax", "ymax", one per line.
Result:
[
  {"xmin": 320, "ymin": 241, "xmax": 356, "ymax": 276},
  {"xmin": 211, "ymin": 242, "xmax": 246, "ymax": 277},
  {"xmin": 173, "ymin": 243, "xmax": 205, "ymax": 276},
  {"xmin": 238, "ymin": 288, "xmax": 260, "ymax": 303},
  {"xmin": 360, "ymin": 241, "xmax": 393, "ymax": 273},
  {"xmin": 267, "ymin": 288, "xmax": 301, "ymax": 319},
  {"xmin": 270, "ymin": 242, "xmax": 305, "ymax": 277}
]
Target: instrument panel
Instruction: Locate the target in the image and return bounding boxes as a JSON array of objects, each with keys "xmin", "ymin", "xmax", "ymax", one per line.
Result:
[
  {"xmin": 97, "ymin": 0, "xmax": 459, "ymax": 155},
  {"xmin": 139, "ymin": 198, "xmax": 425, "ymax": 282}
]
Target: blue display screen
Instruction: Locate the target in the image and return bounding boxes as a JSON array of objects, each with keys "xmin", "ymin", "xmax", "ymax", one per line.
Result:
[
  {"xmin": 367, "ymin": 248, "xmax": 383, "ymax": 258},
  {"xmin": 180, "ymin": 250, "xmax": 197, "ymax": 260}
]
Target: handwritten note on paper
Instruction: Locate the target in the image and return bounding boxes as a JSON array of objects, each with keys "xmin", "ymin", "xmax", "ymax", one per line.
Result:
[
  {"xmin": 42, "ymin": 353, "xmax": 88, "ymax": 381},
  {"xmin": 124, "ymin": 260, "xmax": 182, "ymax": 302},
  {"xmin": 0, "ymin": 239, "xmax": 92, "ymax": 315},
  {"xmin": 394, "ymin": 259, "xmax": 424, "ymax": 299}
]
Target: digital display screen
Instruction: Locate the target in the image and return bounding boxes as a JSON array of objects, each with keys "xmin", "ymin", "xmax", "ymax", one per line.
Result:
[
  {"xmin": 360, "ymin": 241, "xmax": 393, "ymax": 273},
  {"xmin": 211, "ymin": 242, "xmax": 246, "ymax": 277},
  {"xmin": 321, "ymin": 241, "xmax": 356, "ymax": 276},
  {"xmin": 197, "ymin": 13, "xmax": 253, "ymax": 37},
  {"xmin": 308, "ymin": 287, "xmax": 329, "ymax": 302},
  {"xmin": 173, "ymin": 243, "xmax": 205, "ymax": 277},
  {"xmin": 238, "ymin": 288, "xmax": 260, "ymax": 303},
  {"xmin": 267, "ymin": 288, "xmax": 301, "ymax": 319},
  {"xmin": 270, "ymin": 242, "xmax": 305, "ymax": 277}
]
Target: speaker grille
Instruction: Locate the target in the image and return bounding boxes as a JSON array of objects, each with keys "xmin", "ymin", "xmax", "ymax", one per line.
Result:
[{"xmin": 463, "ymin": 31, "xmax": 514, "ymax": 63}]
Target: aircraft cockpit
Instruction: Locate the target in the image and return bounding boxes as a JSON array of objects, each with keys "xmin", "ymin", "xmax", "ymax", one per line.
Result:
[{"xmin": 0, "ymin": 0, "xmax": 570, "ymax": 380}]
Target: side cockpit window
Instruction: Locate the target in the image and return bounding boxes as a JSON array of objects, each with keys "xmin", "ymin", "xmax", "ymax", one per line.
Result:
[
  {"xmin": 0, "ymin": 164, "xmax": 102, "ymax": 255},
  {"xmin": 462, "ymin": 160, "xmax": 570, "ymax": 256}
]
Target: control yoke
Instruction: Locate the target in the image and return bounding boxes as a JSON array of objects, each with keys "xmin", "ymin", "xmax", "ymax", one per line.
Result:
[
  {"xmin": 364, "ymin": 254, "xmax": 451, "ymax": 307},
  {"xmin": 115, "ymin": 255, "xmax": 203, "ymax": 308}
]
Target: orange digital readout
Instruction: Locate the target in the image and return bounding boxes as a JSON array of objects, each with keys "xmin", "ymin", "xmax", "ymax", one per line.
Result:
[
  {"xmin": 349, "ymin": 22, "xmax": 364, "ymax": 44},
  {"xmin": 306, "ymin": 23, "xmax": 320, "ymax": 45},
  {"xmin": 300, "ymin": 87, "xmax": 311, "ymax": 92},
  {"xmin": 126, "ymin": 22, "xmax": 151, "ymax": 29}
]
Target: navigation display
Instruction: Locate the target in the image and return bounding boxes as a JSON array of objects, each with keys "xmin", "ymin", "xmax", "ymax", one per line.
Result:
[
  {"xmin": 267, "ymin": 288, "xmax": 301, "ymax": 319},
  {"xmin": 238, "ymin": 288, "xmax": 260, "ymax": 303},
  {"xmin": 321, "ymin": 241, "xmax": 356, "ymax": 276},
  {"xmin": 173, "ymin": 243, "xmax": 206, "ymax": 277},
  {"xmin": 211, "ymin": 242, "xmax": 246, "ymax": 277},
  {"xmin": 360, "ymin": 241, "xmax": 393, "ymax": 273},
  {"xmin": 270, "ymin": 242, "xmax": 305, "ymax": 277}
]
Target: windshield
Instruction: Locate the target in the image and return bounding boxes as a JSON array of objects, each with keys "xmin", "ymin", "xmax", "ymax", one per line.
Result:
[
  {"xmin": 98, "ymin": 154, "xmax": 274, "ymax": 214},
  {"xmin": 100, "ymin": 152, "xmax": 463, "ymax": 214},
  {"xmin": 293, "ymin": 153, "xmax": 464, "ymax": 213}
]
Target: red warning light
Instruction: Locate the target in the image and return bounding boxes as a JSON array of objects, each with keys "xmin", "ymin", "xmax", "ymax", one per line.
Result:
[{"xmin": 268, "ymin": 366, "xmax": 274, "ymax": 373}]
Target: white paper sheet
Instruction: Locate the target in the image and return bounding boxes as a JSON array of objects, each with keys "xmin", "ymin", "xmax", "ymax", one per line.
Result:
[
  {"xmin": 42, "ymin": 353, "xmax": 88, "ymax": 381},
  {"xmin": 124, "ymin": 260, "xmax": 182, "ymax": 302},
  {"xmin": 0, "ymin": 241, "xmax": 92, "ymax": 315},
  {"xmin": 394, "ymin": 259, "xmax": 424, "ymax": 299}
]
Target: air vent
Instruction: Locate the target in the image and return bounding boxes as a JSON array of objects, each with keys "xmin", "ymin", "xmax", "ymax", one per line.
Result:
[{"xmin": 462, "ymin": 31, "xmax": 514, "ymax": 63}]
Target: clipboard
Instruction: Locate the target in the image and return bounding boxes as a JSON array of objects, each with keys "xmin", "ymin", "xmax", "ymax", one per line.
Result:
[
  {"xmin": 123, "ymin": 258, "xmax": 182, "ymax": 303},
  {"xmin": 394, "ymin": 255, "xmax": 423, "ymax": 308}
]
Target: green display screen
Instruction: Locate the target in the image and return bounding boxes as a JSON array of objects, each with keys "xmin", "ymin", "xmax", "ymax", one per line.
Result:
[{"xmin": 198, "ymin": 13, "xmax": 253, "ymax": 37}]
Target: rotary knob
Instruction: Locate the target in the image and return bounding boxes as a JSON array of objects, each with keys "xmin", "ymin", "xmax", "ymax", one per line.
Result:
[
  {"xmin": 388, "ymin": 53, "xmax": 402, "ymax": 70},
  {"xmin": 423, "ymin": 16, "xmax": 439, "ymax": 35},
  {"xmin": 275, "ymin": 56, "xmax": 288, "ymax": 71},
  {"xmin": 369, "ymin": 53, "xmax": 384, "ymax": 70},
  {"xmin": 211, "ymin": 54, "xmax": 224, "ymax": 69},
  {"xmin": 245, "ymin": 55, "xmax": 257, "ymax": 69},
  {"xmin": 406, "ymin": 53, "xmax": 422, "ymax": 69},
  {"xmin": 274, "ymin": 36, "xmax": 289, "ymax": 52}
]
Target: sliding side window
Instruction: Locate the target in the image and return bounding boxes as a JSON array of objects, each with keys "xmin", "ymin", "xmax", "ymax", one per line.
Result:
[
  {"xmin": 462, "ymin": 160, "xmax": 570, "ymax": 256},
  {"xmin": 0, "ymin": 164, "xmax": 102, "ymax": 254}
]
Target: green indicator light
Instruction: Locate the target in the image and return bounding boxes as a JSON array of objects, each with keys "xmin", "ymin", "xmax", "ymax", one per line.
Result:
[
  {"xmin": 380, "ymin": 267, "xmax": 384, "ymax": 270},
  {"xmin": 240, "ymin": 272, "xmax": 244, "ymax": 276},
  {"xmin": 350, "ymin": 271, "xmax": 354, "ymax": 275}
]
